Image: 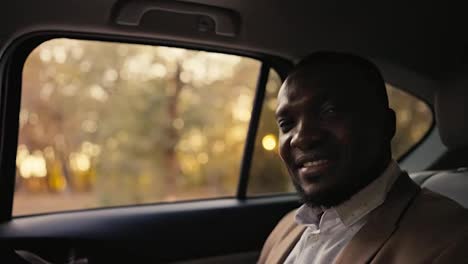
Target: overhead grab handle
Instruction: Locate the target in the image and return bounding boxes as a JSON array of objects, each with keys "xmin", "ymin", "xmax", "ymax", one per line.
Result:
[{"xmin": 114, "ymin": 0, "xmax": 239, "ymax": 37}]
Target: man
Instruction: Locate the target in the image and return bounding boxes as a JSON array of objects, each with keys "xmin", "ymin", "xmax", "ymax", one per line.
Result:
[{"xmin": 258, "ymin": 52, "xmax": 468, "ymax": 263}]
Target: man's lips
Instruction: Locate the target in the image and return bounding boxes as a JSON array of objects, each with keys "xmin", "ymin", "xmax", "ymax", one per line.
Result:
[
  {"xmin": 298, "ymin": 159, "xmax": 333, "ymax": 179},
  {"xmin": 295, "ymin": 153, "xmax": 334, "ymax": 167},
  {"xmin": 294, "ymin": 154, "xmax": 336, "ymax": 180}
]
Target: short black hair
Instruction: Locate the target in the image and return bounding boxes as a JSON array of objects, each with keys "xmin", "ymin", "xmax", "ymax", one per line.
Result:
[{"xmin": 288, "ymin": 51, "xmax": 389, "ymax": 108}]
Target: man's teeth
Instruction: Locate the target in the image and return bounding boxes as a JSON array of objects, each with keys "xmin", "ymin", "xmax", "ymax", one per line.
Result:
[{"xmin": 303, "ymin": 160, "xmax": 329, "ymax": 167}]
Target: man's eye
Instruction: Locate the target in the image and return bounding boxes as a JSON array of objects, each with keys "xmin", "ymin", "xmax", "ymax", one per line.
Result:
[
  {"xmin": 278, "ymin": 120, "xmax": 293, "ymax": 132},
  {"xmin": 321, "ymin": 105, "xmax": 338, "ymax": 117}
]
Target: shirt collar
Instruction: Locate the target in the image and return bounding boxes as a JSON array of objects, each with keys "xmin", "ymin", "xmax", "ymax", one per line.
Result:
[{"xmin": 295, "ymin": 160, "xmax": 402, "ymax": 228}]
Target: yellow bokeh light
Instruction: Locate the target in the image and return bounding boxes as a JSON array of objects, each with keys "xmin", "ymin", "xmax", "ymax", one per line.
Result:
[
  {"xmin": 69, "ymin": 152, "xmax": 91, "ymax": 172},
  {"xmin": 18, "ymin": 151, "xmax": 47, "ymax": 178},
  {"xmin": 16, "ymin": 145, "xmax": 30, "ymax": 167},
  {"xmin": 262, "ymin": 134, "xmax": 277, "ymax": 151}
]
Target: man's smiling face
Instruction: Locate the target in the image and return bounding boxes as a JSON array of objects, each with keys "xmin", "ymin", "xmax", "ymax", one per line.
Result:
[{"xmin": 276, "ymin": 61, "xmax": 394, "ymax": 207}]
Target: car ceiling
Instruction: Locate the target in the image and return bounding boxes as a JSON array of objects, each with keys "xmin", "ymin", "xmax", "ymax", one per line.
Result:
[{"xmin": 1, "ymin": 0, "xmax": 466, "ymax": 102}]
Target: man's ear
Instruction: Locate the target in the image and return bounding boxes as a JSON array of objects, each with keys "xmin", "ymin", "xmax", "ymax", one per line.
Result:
[{"xmin": 385, "ymin": 108, "xmax": 396, "ymax": 140}]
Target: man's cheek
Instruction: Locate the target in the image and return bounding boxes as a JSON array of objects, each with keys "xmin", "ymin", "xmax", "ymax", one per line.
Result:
[
  {"xmin": 278, "ymin": 136, "xmax": 289, "ymax": 162},
  {"xmin": 331, "ymin": 123, "xmax": 353, "ymax": 153},
  {"xmin": 332, "ymin": 124, "xmax": 355, "ymax": 170}
]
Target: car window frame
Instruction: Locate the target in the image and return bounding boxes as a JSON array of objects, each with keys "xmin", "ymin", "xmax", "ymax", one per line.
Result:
[{"xmin": 0, "ymin": 31, "xmax": 292, "ymax": 221}]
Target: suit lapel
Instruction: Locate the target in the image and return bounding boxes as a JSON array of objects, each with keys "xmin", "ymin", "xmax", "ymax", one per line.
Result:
[
  {"xmin": 266, "ymin": 224, "xmax": 306, "ymax": 264},
  {"xmin": 334, "ymin": 173, "xmax": 420, "ymax": 264}
]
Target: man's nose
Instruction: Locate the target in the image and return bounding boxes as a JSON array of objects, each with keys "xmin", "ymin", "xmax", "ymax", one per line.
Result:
[{"xmin": 290, "ymin": 119, "xmax": 323, "ymax": 149}]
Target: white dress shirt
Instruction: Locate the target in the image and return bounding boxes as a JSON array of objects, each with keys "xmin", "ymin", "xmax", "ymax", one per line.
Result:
[{"xmin": 284, "ymin": 161, "xmax": 402, "ymax": 264}]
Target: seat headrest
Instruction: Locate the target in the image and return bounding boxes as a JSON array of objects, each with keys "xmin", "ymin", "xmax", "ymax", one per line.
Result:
[{"xmin": 435, "ymin": 79, "xmax": 468, "ymax": 150}]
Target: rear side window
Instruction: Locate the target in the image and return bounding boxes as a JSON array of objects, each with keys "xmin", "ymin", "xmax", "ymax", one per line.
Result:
[
  {"xmin": 248, "ymin": 80, "xmax": 433, "ymax": 195},
  {"xmin": 15, "ymin": 38, "xmax": 261, "ymax": 216}
]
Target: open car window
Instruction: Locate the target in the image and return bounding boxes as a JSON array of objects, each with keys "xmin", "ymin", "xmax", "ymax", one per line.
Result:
[{"xmin": 15, "ymin": 38, "xmax": 263, "ymax": 216}]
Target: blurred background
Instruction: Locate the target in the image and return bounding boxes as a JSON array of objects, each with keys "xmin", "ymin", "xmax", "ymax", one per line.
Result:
[{"xmin": 14, "ymin": 39, "xmax": 432, "ymax": 216}]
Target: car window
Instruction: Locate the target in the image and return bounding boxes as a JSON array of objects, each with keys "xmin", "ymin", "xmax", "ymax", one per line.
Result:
[
  {"xmin": 14, "ymin": 38, "xmax": 261, "ymax": 216},
  {"xmin": 248, "ymin": 76, "xmax": 433, "ymax": 195}
]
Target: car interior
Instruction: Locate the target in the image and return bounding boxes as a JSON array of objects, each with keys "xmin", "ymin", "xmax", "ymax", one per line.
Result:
[{"xmin": 0, "ymin": 0, "xmax": 467, "ymax": 263}]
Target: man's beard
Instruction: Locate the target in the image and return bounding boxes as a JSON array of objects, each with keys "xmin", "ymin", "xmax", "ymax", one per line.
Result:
[
  {"xmin": 291, "ymin": 175, "xmax": 364, "ymax": 208},
  {"xmin": 292, "ymin": 171, "xmax": 374, "ymax": 208}
]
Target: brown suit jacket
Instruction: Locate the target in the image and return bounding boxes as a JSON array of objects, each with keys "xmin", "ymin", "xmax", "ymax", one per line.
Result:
[{"xmin": 258, "ymin": 174, "xmax": 468, "ymax": 264}]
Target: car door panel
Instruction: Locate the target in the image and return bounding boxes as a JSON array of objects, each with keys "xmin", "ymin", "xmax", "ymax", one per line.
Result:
[{"xmin": 0, "ymin": 195, "xmax": 299, "ymax": 262}]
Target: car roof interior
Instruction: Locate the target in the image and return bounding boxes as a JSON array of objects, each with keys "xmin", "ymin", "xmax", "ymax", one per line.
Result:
[{"xmin": 2, "ymin": 0, "xmax": 467, "ymax": 94}]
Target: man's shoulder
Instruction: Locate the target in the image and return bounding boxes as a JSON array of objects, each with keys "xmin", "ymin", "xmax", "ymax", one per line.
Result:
[
  {"xmin": 408, "ymin": 188, "xmax": 468, "ymax": 224},
  {"xmin": 368, "ymin": 186, "xmax": 468, "ymax": 263},
  {"xmin": 395, "ymin": 187, "xmax": 468, "ymax": 244},
  {"xmin": 374, "ymin": 187, "xmax": 468, "ymax": 261}
]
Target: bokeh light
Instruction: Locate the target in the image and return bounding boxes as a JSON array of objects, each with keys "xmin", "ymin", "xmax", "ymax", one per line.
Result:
[{"xmin": 262, "ymin": 134, "xmax": 277, "ymax": 151}]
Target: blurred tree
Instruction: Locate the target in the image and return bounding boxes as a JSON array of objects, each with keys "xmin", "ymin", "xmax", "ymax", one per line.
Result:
[{"xmin": 18, "ymin": 39, "xmax": 260, "ymax": 208}]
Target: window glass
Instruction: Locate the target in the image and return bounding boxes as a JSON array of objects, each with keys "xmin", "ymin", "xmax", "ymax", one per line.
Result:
[
  {"xmin": 387, "ymin": 84, "xmax": 433, "ymax": 158},
  {"xmin": 15, "ymin": 38, "xmax": 261, "ymax": 216},
  {"xmin": 249, "ymin": 70, "xmax": 292, "ymax": 194},
  {"xmin": 248, "ymin": 77, "xmax": 433, "ymax": 196}
]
